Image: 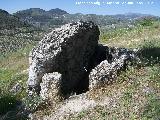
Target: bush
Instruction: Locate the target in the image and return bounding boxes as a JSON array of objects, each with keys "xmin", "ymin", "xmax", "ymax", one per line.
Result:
[
  {"xmin": 138, "ymin": 18, "xmax": 154, "ymax": 26},
  {"xmin": 138, "ymin": 39, "xmax": 160, "ymax": 66},
  {"xmin": 24, "ymin": 93, "xmax": 43, "ymax": 112},
  {"xmin": 0, "ymin": 93, "xmax": 18, "ymax": 115}
]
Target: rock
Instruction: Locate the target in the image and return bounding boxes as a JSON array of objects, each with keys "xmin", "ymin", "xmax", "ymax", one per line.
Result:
[
  {"xmin": 89, "ymin": 47, "xmax": 137, "ymax": 89},
  {"xmin": 10, "ymin": 83, "xmax": 22, "ymax": 94},
  {"xmin": 40, "ymin": 72, "xmax": 62, "ymax": 101},
  {"xmin": 27, "ymin": 21, "xmax": 99, "ymax": 95}
]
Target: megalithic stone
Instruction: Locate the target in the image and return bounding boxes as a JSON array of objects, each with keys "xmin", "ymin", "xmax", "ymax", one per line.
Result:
[{"xmin": 27, "ymin": 21, "xmax": 100, "ymax": 95}]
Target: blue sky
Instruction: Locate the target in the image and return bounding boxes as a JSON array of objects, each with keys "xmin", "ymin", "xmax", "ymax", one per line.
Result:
[{"xmin": 0, "ymin": 0, "xmax": 160, "ymax": 16}]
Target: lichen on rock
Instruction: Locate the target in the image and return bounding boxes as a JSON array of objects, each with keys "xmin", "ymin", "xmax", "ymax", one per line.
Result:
[
  {"xmin": 89, "ymin": 47, "xmax": 138, "ymax": 89},
  {"xmin": 40, "ymin": 72, "xmax": 62, "ymax": 102}
]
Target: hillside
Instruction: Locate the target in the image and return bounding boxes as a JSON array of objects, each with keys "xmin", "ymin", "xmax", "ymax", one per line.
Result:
[
  {"xmin": 0, "ymin": 8, "xmax": 160, "ymax": 120},
  {"xmin": 14, "ymin": 8, "xmax": 69, "ymax": 28},
  {"xmin": 14, "ymin": 8, "xmax": 159, "ymax": 30},
  {"xmin": 0, "ymin": 9, "xmax": 29, "ymax": 30},
  {"xmin": 0, "ymin": 9, "xmax": 45, "ymax": 55}
]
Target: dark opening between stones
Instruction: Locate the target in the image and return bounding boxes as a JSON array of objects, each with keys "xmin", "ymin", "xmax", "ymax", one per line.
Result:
[{"xmin": 72, "ymin": 44, "xmax": 109, "ymax": 95}]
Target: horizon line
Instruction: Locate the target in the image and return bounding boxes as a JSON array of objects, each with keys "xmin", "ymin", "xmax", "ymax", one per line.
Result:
[{"xmin": 1, "ymin": 7, "xmax": 160, "ymax": 17}]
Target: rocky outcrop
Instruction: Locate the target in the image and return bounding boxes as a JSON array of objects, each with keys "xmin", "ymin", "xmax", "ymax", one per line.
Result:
[
  {"xmin": 27, "ymin": 21, "xmax": 100, "ymax": 95},
  {"xmin": 10, "ymin": 83, "xmax": 22, "ymax": 94},
  {"xmin": 27, "ymin": 20, "xmax": 139, "ymax": 101},
  {"xmin": 89, "ymin": 47, "xmax": 137, "ymax": 89}
]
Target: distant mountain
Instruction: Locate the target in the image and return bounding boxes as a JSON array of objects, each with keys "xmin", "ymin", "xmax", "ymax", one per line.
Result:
[
  {"xmin": 13, "ymin": 8, "xmax": 69, "ymax": 28},
  {"xmin": 0, "ymin": 9, "xmax": 9, "ymax": 16},
  {"xmin": 15, "ymin": 8, "xmax": 68, "ymax": 17},
  {"xmin": 14, "ymin": 8, "xmax": 46, "ymax": 18},
  {"xmin": 13, "ymin": 8, "xmax": 133, "ymax": 29},
  {"xmin": 48, "ymin": 8, "xmax": 68, "ymax": 15},
  {"xmin": 0, "ymin": 9, "xmax": 29, "ymax": 30},
  {"xmin": 113, "ymin": 13, "xmax": 159, "ymax": 20},
  {"xmin": 13, "ymin": 8, "xmax": 159, "ymax": 30}
]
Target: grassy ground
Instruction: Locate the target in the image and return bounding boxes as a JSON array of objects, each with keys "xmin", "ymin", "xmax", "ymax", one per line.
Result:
[
  {"xmin": 0, "ymin": 28, "xmax": 44, "ymax": 115},
  {"xmin": 0, "ymin": 44, "xmax": 35, "ymax": 115},
  {"xmin": 100, "ymin": 21, "xmax": 160, "ymax": 48},
  {"xmin": 0, "ymin": 45, "xmax": 33, "ymax": 93}
]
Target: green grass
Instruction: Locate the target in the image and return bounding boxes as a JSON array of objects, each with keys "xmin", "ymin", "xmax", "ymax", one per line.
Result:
[
  {"xmin": 142, "ymin": 94, "xmax": 160, "ymax": 120},
  {"xmin": 0, "ymin": 44, "xmax": 34, "ymax": 115},
  {"xmin": 0, "ymin": 44, "xmax": 33, "ymax": 90},
  {"xmin": 100, "ymin": 26, "xmax": 137, "ymax": 43},
  {"xmin": 100, "ymin": 21, "xmax": 160, "ymax": 48},
  {"xmin": 0, "ymin": 27, "xmax": 44, "ymax": 116}
]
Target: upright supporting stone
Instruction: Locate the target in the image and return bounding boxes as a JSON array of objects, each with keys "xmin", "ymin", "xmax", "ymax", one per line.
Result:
[
  {"xmin": 89, "ymin": 47, "xmax": 137, "ymax": 90},
  {"xmin": 40, "ymin": 72, "xmax": 62, "ymax": 102}
]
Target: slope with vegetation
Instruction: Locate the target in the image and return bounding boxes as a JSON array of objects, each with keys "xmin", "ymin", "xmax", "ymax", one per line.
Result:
[
  {"xmin": 0, "ymin": 9, "xmax": 160, "ymax": 119},
  {"xmin": 0, "ymin": 9, "xmax": 29, "ymax": 30},
  {"xmin": 0, "ymin": 9, "xmax": 45, "ymax": 118},
  {"xmin": 0, "ymin": 9, "xmax": 45, "ymax": 55}
]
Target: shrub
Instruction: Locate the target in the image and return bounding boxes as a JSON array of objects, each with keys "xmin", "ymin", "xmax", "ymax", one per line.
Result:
[
  {"xmin": 0, "ymin": 93, "xmax": 18, "ymax": 115},
  {"xmin": 138, "ymin": 18, "xmax": 154, "ymax": 26},
  {"xmin": 24, "ymin": 93, "xmax": 43, "ymax": 112},
  {"xmin": 138, "ymin": 39, "xmax": 160, "ymax": 66}
]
